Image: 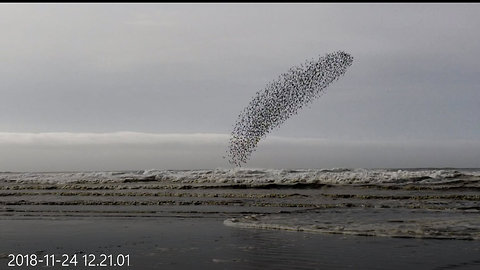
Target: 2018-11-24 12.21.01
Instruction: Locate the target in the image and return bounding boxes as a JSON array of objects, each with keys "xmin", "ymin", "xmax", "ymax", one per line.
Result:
[{"xmin": 7, "ymin": 253, "xmax": 131, "ymax": 267}]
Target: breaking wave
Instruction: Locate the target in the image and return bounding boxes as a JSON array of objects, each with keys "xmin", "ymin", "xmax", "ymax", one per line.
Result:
[{"xmin": 1, "ymin": 168, "xmax": 478, "ymax": 187}]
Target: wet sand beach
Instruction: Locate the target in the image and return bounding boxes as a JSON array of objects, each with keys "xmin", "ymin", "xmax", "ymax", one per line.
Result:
[{"xmin": 2, "ymin": 217, "xmax": 480, "ymax": 270}]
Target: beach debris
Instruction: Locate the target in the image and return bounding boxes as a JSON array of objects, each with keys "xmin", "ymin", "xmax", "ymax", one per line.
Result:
[{"xmin": 227, "ymin": 51, "xmax": 354, "ymax": 166}]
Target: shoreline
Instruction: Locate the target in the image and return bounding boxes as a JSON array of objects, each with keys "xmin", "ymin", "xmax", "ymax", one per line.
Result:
[
  {"xmin": 1, "ymin": 169, "xmax": 479, "ymax": 269},
  {"xmin": 2, "ymin": 216, "xmax": 480, "ymax": 270}
]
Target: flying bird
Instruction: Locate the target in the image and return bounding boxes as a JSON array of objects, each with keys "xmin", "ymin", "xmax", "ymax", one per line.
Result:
[{"xmin": 227, "ymin": 51, "xmax": 353, "ymax": 166}]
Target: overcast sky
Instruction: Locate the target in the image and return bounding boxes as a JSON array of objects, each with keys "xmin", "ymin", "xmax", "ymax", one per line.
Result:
[{"xmin": 1, "ymin": 3, "xmax": 479, "ymax": 171}]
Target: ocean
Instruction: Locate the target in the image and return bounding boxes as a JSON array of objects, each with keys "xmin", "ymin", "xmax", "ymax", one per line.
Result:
[{"xmin": 1, "ymin": 168, "xmax": 479, "ymax": 269}]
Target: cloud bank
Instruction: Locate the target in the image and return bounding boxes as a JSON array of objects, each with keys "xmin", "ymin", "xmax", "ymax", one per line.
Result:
[
  {"xmin": 0, "ymin": 132, "xmax": 478, "ymax": 172},
  {"xmin": 0, "ymin": 132, "xmax": 228, "ymax": 146}
]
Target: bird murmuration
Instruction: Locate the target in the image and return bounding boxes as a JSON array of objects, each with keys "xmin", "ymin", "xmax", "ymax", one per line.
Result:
[{"xmin": 227, "ymin": 51, "xmax": 354, "ymax": 166}]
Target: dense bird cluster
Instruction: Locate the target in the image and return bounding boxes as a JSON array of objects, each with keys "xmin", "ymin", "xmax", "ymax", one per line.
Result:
[{"xmin": 227, "ymin": 51, "xmax": 354, "ymax": 166}]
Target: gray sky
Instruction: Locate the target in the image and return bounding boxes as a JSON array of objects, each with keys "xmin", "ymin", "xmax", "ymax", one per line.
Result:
[{"xmin": 1, "ymin": 3, "xmax": 479, "ymax": 171}]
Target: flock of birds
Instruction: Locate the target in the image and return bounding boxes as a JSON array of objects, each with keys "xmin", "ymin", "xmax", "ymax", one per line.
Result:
[{"xmin": 227, "ymin": 51, "xmax": 354, "ymax": 166}]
